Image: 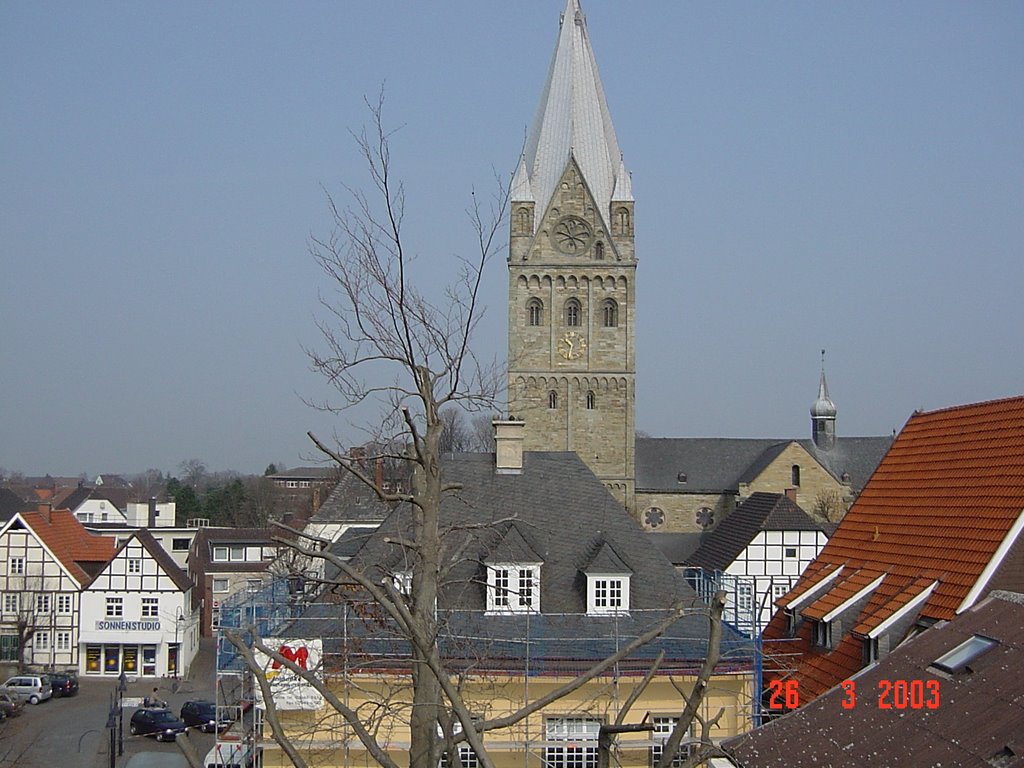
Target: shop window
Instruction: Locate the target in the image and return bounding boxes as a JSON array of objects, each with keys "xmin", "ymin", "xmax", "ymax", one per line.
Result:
[
  {"xmin": 104, "ymin": 646, "xmax": 120, "ymax": 673},
  {"xmin": 86, "ymin": 645, "xmax": 101, "ymax": 674},
  {"xmin": 123, "ymin": 645, "xmax": 138, "ymax": 674},
  {"xmin": 143, "ymin": 646, "xmax": 157, "ymax": 676}
]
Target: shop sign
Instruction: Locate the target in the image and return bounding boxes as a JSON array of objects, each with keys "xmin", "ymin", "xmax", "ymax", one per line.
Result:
[{"xmin": 94, "ymin": 619, "xmax": 162, "ymax": 631}]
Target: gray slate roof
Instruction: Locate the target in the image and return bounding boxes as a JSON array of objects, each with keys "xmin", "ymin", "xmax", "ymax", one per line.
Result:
[
  {"xmin": 310, "ymin": 472, "xmax": 392, "ymax": 525},
  {"xmin": 685, "ymin": 493, "xmax": 829, "ymax": 572},
  {"xmin": 267, "ymin": 466, "xmax": 339, "ymax": 480},
  {"xmin": 636, "ymin": 436, "xmax": 893, "ymax": 494},
  {"xmin": 341, "ymin": 452, "xmax": 688, "ymax": 614}
]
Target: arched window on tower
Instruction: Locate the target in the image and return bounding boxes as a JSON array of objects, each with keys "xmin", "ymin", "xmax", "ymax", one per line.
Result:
[
  {"xmin": 565, "ymin": 299, "xmax": 581, "ymax": 327},
  {"xmin": 527, "ymin": 298, "xmax": 543, "ymax": 327},
  {"xmin": 594, "ymin": 242, "xmax": 604, "ymax": 260},
  {"xmin": 548, "ymin": 390, "xmax": 557, "ymax": 409},
  {"xmin": 602, "ymin": 299, "xmax": 618, "ymax": 328},
  {"xmin": 616, "ymin": 207, "xmax": 631, "ymax": 235},
  {"xmin": 791, "ymin": 465, "xmax": 801, "ymax": 487},
  {"xmin": 586, "ymin": 390, "xmax": 596, "ymax": 410}
]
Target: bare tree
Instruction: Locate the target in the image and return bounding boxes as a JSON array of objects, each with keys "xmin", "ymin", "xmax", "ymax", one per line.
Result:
[
  {"xmin": 222, "ymin": 94, "xmax": 735, "ymax": 768},
  {"xmin": 438, "ymin": 407, "xmax": 475, "ymax": 454},
  {"xmin": 470, "ymin": 413, "xmax": 498, "ymax": 453}
]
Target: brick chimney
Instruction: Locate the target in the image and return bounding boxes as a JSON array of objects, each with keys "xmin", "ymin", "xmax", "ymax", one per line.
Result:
[
  {"xmin": 148, "ymin": 497, "xmax": 158, "ymax": 527},
  {"xmin": 36, "ymin": 502, "xmax": 52, "ymax": 524},
  {"xmin": 784, "ymin": 487, "xmax": 798, "ymax": 503},
  {"xmin": 493, "ymin": 419, "xmax": 525, "ymax": 474}
]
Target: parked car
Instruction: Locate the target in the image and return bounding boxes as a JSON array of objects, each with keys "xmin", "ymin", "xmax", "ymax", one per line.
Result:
[
  {"xmin": 0, "ymin": 675, "xmax": 52, "ymax": 705},
  {"xmin": 0, "ymin": 693, "xmax": 24, "ymax": 718},
  {"xmin": 180, "ymin": 699, "xmax": 231, "ymax": 733},
  {"xmin": 129, "ymin": 708, "xmax": 188, "ymax": 741},
  {"xmin": 49, "ymin": 671, "xmax": 79, "ymax": 698}
]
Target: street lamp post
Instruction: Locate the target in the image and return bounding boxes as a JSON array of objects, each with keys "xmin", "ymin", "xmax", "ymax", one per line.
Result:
[
  {"xmin": 173, "ymin": 607, "xmax": 184, "ymax": 679},
  {"xmin": 105, "ymin": 702, "xmax": 117, "ymax": 768},
  {"xmin": 117, "ymin": 671, "xmax": 128, "ymax": 757}
]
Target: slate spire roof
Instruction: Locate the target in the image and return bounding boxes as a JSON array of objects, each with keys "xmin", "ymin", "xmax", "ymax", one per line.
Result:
[{"xmin": 521, "ymin": 0, "xmax": 628, "ymax": 232}]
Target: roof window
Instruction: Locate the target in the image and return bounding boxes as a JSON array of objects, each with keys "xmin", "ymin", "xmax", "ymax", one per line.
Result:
[{"xmin": 931, "ymin": 635, "xmax": 998, "ymax": 674}]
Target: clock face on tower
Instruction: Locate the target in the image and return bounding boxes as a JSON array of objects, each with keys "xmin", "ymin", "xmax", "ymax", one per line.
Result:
[
  {"xmin": 558, "ymin": 330, "xmax": 587, "ymax": 360},
  {"xmin": 552, "ymin": 215, "xmax": 593, "ymax": 254}
]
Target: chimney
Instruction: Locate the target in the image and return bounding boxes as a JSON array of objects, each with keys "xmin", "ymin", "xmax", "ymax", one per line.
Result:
[
  {"xmin": 784, "ymin": 488, "xmax": 798, "ymax": 503},
  {"xmin": 375, "ymin": 458, "xmax": 384, "ymax": 491},
  {"xmin": 148, "ymin": 496, "xmax": 158, "ymax": 528},
  {"xmin": 493, "ymin": 419, "xmax": 525, "ymax": 474},
  {"xmin": 36, "ymin": 502, "xmax": 52, "ymax": 524}
]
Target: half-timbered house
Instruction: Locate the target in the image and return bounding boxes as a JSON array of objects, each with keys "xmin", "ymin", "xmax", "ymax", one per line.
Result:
[
  {"xmin": 0, "ymin": 505, "xmax": 115, "ymax": 668},
  {"xmin": 80, "ymin": 529, "xmax": 199, "ymax": 678}
]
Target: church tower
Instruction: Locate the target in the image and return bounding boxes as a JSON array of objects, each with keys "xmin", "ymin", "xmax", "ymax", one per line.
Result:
[
  {"xmin": 507, "ymin": 0, "xmax": 636, "ymax": 509},
  {"xmin": 811, "ymin": 350, "xmax": 838, "ymax": 451}
]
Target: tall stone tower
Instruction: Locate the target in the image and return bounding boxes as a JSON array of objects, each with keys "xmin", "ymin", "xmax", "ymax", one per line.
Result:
[{"xmin": 507, "ymin": 0, "xmax": 635, "ymax": 509}]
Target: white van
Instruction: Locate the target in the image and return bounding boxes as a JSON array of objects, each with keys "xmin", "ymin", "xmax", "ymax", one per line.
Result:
[{"xmin": 204, "ymin": 742, "xmax": 258, "ymax": 768}]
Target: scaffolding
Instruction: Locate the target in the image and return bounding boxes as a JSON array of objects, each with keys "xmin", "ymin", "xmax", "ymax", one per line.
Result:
[{"xmin": 214, "ymin": 573, "xmax": 763, "ymax": 768}]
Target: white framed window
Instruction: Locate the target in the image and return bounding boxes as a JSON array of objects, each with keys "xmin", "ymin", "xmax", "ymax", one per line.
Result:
[
  {"xmin": 141, "ymin": 597, "xmax": 159, "ymax": 618},
  {"xmin": 440, "ymin": 745, "xmax": 479, "ymax": 768},
  {"xmin": 587, "ymin": 575, "xmax": 630, "ymax": 615},
  {"xmin": 545, "ymin": 717, "xmax": 601, "ymax": 768},
  {"xmin": 212, "ymin": 546, "xmax": 229, "ymax": 562},
  {"xmin": 34, "ymin": 631, "xmax": 50, "ymax": 651},
  {"xmin": 246, "ymin": 579, "xmax": 262, "ymax": 594},
  {"xmin": 35, "ymin": 594, "xmax": 51, "ymax": 613},
  {"xmin": 393, "ymin": 570, "xmax": 413, "ymax": 597},
  {"xmin": 128, "ymin": 559, "xmax": 142, "ymax": 574},
  {"xmin": 212, "ymin": 578, "xmax": 230, "ymax": 593},
  {"xmin": 106, "ymin": 597, "xmax": 123, "ymax": 618},
  {"xmin": 736, "ymin": 583, "xmax": 753, "ymax": 613},
  {"xmin": 286, "ymin": 480, "xmax": 298, "ymax": 488},
  {"xmin": 486, "ymin": 564, "xmax": 540, "ymax": 613},
  {"xmin": 651, "ymin": 716, "xmax": 694, "ymax": 767},
  {"xmin": 230, "ymin": 545, "xmax": 246, "ymax": 561},
  {"xmin": 9, "ymin": 557, "xmax": 24, "ymax": 576},
  {"xmin": 57, "ymin": 594, "xmax": 73, "ymax": 614},
  {"xmin": 56, "ymin": 631, "xmax": 72, "ymax": 651},
  {"xmin": 2, "ymin": 594, "xmax": 17, "ymax": 614}
]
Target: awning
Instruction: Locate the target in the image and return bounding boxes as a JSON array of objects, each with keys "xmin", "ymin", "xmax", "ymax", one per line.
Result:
[{"xmin": 79, "ymin": 631, "xmax": 166, "ymax": 644}]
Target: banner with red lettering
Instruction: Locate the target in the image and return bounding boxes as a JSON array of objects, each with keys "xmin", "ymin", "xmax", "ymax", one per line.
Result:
[{"xmin": 253, "ymin": 638, "xmax": 324, "ymax": 710}]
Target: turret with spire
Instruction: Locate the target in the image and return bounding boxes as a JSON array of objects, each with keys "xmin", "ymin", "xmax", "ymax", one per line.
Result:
[{"xmin": 811, "ymin": 350, "xmax": 838, "ymax": 451}]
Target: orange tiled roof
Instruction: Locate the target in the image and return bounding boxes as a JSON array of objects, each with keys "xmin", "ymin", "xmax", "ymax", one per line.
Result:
[
  {"xmin": 800, "ymin": 568, "xmax": 884, "ymax": 621},
  {"xmin": 764, "ymin": 395, "xmax": 1024, "ymax": 699},
  {"xmin": 21, "ymin": 509, "xmax": 116, "ymax": 584}
]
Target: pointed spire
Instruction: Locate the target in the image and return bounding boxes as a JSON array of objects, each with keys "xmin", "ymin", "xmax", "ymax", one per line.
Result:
[
  {"xmin": 521, "ymin": 0, "xmax": 627, "ymax": 231},
  {"xmin": 811, "ymin": 349, "xmax": 837, "ymax": 419},
  {"xmin": 510, "ymin": 154, "xmax": 534, "ymax": 202},
  {"xmin": 611, "ymin": 153, "xmax": 633, "ymax": 201}
]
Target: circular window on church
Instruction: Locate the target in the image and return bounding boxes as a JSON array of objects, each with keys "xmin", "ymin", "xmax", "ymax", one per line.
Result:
[
  {"xmin": 644, "ymin": 507, "xmax": 665, "ymax": 529},
  {"xmin": 696, "ymin": 507, "xmax": 715, "ymax": 529},
  {"xmin": 551, "ymin": 215, "xmax": 593, "ymax": 254}
]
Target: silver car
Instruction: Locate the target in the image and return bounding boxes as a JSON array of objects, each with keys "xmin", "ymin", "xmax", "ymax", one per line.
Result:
[{"xmin": 0, "ymin": 674, "xmax": 52, "ymax": 704}]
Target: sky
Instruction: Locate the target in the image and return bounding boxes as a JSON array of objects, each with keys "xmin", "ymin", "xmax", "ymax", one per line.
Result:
[{"xmin": 2, "ymin": 1, "xmax": 1022, "ymax": 478}]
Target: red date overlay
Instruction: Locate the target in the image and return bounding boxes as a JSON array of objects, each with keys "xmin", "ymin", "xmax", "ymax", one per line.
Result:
[{"xmin": 768, "ymin": 679, "xmax": 940, "ymax": 711}]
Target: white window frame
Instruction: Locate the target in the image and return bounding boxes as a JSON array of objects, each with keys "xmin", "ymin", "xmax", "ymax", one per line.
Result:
[
  {"xmin": 35, "ymin": 631, "xmax": 50, "ymax": 651},
  {"xmin": 141, "ymin": 597, "xmax": 159, "ymax": 618},
  {"xmin": 393, "ymin": 570, "xmax": 413, "ymax": 597},
  {"xmin": 545, "ymin": 717, "xmax": 601, "ymax": 768},
  {"xmin": 486, "ymin": 563, "xmax": 540, "ymax": 613},
  {"xmin": 212, "ymin": 546, "xmax": 229, "ymax": 562},
  {"xmin": 651, "ymin": 716, "xmax": 694, "ymax": 767},
  {"xmin": 9, "ymin": 557, "xmax": 24, "ymax": 576},
  {"xmin": 56, "ymin": 631, "xmax": 72, "ymax": 651},
  {"xmin": 2, "ymin": 594, "xmax": 17, "ymax": 614},
  {"xmin": 128, "ymin": 559, "xmax": 142, "ymax": 574},
  {"xmin": 106, "ymin": 597, "xmax": 124, "ymax": 618},
  {"xmin": 587, "ymin": 574, "xmax": 630, "ymax": 615},
  {"xmin": 35, "ymin": 594, "xmax": 51, "ymax": 613},
  {"xmin": 230, "ymin": 545, "xmax": 246, "ymax": 561},
  {"xmin": 736, "ymin": 582, "xmax": 753, "ymax": 613},
  {"xmin": 57, "ymin": 594, "xmax": 73, "ymax": 614},
  {"xmin": 212, "ymin": 578, "xmax": 230, "ymax": 593}
]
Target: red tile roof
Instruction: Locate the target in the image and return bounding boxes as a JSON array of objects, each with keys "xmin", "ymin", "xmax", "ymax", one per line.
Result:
[
  {"xmin": 21, "ymin": 509, "xmax": 116, "ymax": 584},
  {"xmin": 764, "ymin": 395, "xmax": 1024, "ymax": 699}
]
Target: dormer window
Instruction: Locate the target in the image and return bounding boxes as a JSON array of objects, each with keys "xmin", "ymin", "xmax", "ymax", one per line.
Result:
[
  {"xmin": 588, "ymin": 575, "xmax": 630, "ymax": 614},
  {"xmin": 487, "ymin": 563, "xmax": 540, "ymax": 613}
]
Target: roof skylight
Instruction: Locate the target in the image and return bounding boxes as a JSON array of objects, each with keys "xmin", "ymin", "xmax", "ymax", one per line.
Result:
[{"xmin": 931, "ymin": 635, "xmax": 998, "ymax": 674}]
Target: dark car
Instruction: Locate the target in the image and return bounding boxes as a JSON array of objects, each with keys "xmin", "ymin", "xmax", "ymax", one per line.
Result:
[
  {"xmin": 49, "ymin": 672, "xmax": 79, "ymax": 698},
  {"xmin": 180, "ymin": 699, "xmax": 231, "ymax": 733},
  {"xmin": 129, "ymin": 708, "xmax": 188, "ymax": 741},
  {"xmin": 0, "ymin": 693, "xmax": 24, "ymax": 719}
]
